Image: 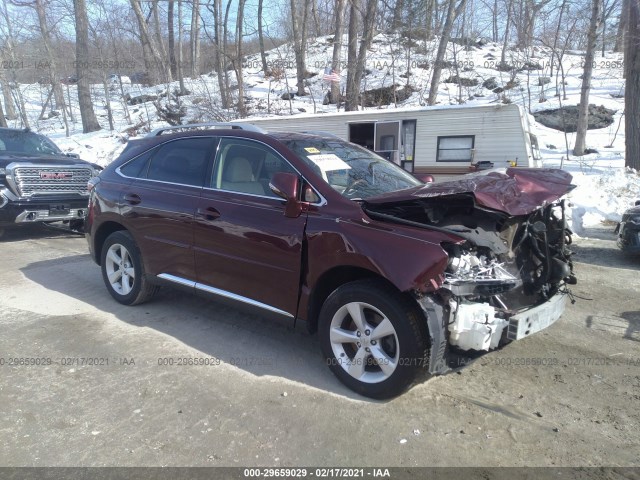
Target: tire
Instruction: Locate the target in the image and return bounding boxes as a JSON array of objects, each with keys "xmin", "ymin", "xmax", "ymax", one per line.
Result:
[
  {"xmin": 101, "ymin": 231, "xmax": 158, "ymax": 306},
  {"xmin": 318, "ymin": 279, "xmax": 430, "ymax": 399}
]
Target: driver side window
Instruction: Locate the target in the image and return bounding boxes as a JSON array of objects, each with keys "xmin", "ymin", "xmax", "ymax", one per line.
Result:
[{"xmin": 211, "ymin": 138, "xmax": 296, "ymax": 198}]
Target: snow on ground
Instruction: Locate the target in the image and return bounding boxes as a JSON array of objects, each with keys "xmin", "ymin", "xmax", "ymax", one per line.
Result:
[{"xmin": 7, "ymin": 33, "xmax": 640, "ymax": 230}]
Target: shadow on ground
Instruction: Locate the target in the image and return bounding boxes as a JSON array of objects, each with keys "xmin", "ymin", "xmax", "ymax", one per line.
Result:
[{"xmin": 19, "ymin": 252, "xmax": 385, "ymax": 402}]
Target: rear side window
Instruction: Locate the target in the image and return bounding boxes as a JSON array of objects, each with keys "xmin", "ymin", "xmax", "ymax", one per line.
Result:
[
  {"xmin": 135, "ymin": 137, "xmax": 217, "ymax": 187},
  {"xmin": 120, "ymin": 151, "xmax": 152, "ymax": 178}
]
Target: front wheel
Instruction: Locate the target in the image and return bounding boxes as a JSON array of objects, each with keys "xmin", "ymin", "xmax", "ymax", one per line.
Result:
[
  {"xmin": 101, "ymin": 231, "xmax": 157, "ymax": 305},
  {"xmin": 318, "ymin": 280, "xmax": 430, "ymax": 399}
]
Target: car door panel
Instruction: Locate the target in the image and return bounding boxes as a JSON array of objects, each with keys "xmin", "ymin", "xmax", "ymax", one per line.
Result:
[{"xmin": 193, "ymin": 138, "xmax": 306, "ymax": 318}]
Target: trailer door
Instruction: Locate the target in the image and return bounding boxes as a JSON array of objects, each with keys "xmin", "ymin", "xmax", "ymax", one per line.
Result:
[{"xmin": 374, "ymin": 121, "xmax": 401, "ymax": 164}]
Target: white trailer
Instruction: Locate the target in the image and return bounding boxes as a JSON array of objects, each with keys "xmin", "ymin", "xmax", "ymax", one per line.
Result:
[{"xmin": 238, "ymin": 103, "xmax": 541, "ymax": 175}]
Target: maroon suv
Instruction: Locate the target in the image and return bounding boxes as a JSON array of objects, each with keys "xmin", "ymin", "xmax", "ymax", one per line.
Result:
[{"xmin": 86, "ymin": 123, "xmax": 576, "ymax": 398}]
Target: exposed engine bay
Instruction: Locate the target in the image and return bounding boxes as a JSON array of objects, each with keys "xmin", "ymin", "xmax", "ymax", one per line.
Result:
[{"xmin": 364, "ymin": 192, "xmax": 576, "ymax": 352}]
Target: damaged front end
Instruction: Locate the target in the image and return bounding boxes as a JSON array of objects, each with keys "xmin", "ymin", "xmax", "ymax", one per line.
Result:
[
  {"xmin": 363, "ymin": 168, "xmax": 576, "ymax": 373},
  {"xmin": 439, "ymin": 199, "xmax": 575, "ymax": 353}
]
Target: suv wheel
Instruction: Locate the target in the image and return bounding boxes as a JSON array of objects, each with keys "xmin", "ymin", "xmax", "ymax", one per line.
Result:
[
  {"xmin": 101, "ymin": 231, "xmax": 157, "ymax": 305},
  {"xmin": 318, "ymin": 280, "xmax": 429, "ymax": 399}
]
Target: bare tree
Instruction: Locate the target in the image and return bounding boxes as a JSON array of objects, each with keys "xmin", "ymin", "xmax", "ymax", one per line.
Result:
[
  {"xmin": 130, "ymin": 0, "xmax": 170, "ymax": 83},
  {"xmin": 515, "ymin": 0, "xmax": 552, "ymax": 49},
  {"xmin": 573, "ymin": 0, "xmax": 601, "ymax": 156},
  {"xmin": 614, "ymin": 0, "xmax": 628, "ymax": 51},
  {"xmin": 258, "ymin": 0, "xmax": 270, "ymax": 75},
  {"xmin": 1, "ymin": 0, "xmax": 28, "ymax": 126},
  {"xmin": 190, "ymin": 0, "xmax": 200, "ymax": 77},
  {"xmin": 290, "ymin": 0, "xmax": 312, "ymax": 96},
  {"xmin": 168, "ymin": 0, "xmax": 177, "ymax": 78},
  {"xmin": 31, "ymin": 0, "xmax": 66, "ymax": 115},
  {"xmin": 0, "ymin": 98, "xmax": 7, "ymax": 127},
  {"xmin": 74, "ymin": 0, "xmax": 100, "ymax": 132},
  {"xmin": 177, "ymin": 0, "xmax": 188, "ymax": 94},
  {"xmin": 330, "ymin": 0, "xmax": 347, "ymax": 104},
  {"xmin": 428, "ymin": 0, "xmax": 467, "ymax": 105},
  {"xmin": 151, "ymin": 0, "xmax": 170, "ymax": 79},
  {"xmin": 234, "ymin": 0, "xmax": 247, "ymax": 116},
  {"xmin": 345, "ymin": 0, "xmax": 378, "ymax": 111},
  {"xmin": 624, "ymin": 0, "xmax": 640, "ymax": 169}
]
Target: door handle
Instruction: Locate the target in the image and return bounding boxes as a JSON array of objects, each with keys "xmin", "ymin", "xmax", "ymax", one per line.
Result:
[
  {"xmin": 123, "ymin": 193, "xmax": 141, "ymax": 205},
  {"xmin": 196, "ymin": 206, "xmax": 221, "ymax": 221}
]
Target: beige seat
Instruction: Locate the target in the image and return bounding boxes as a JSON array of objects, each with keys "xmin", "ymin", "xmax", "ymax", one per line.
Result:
[{"xmin": 221, "ymin": 156, "xmax": 265, "ymax": 195}]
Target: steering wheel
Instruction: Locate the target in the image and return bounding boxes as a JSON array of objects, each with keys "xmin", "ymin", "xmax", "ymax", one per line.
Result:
[{"xmin": 342, "ymin": 178, "xmax": 367, "ymax": 197}]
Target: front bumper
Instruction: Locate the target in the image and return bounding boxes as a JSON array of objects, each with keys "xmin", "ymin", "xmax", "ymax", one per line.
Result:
[
  {"xmin": 0, "ymin": 195, "xmax": 89, "ymax": 227},
  {"xmin": 416, "ymin": 290, "xmax": 569, "ymax": 375},
  {"xmin": 507, "ymin": 292, "xmax": 567, "ymax": 340}
]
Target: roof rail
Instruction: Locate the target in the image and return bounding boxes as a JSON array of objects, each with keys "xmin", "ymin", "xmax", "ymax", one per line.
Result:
[{"xmin": 146, "ymin": 122, "xmax": 266, "ymax": 137}]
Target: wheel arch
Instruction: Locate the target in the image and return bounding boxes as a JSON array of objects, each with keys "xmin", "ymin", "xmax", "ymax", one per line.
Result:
[
  {"xmin": 93, "ymin": 221, "xmax": 128, "ymax": 266},
  {"xmin": 305, "ymin": 266, "xmax": 408, "ymax": 334}
]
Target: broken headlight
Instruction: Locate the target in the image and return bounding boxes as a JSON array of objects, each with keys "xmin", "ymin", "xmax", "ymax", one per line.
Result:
[{"xmin": 443, "ymin": 249, "xmax": 520, "ymax": 297}]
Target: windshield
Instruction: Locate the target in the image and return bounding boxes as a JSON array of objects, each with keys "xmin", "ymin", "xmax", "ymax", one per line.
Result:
[
  {"xmin": 278, "ymin": 136, "xmax": 422, "ymax": 199},
  {"xmin": 0, "ymin": 130, "xmax": 62, "ymax": 156}
]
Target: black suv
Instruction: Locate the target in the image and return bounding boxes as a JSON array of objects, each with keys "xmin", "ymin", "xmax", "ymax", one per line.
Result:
[{"xmin": 0, "ymin": 128, "xmax": 101, "ymax": 230}]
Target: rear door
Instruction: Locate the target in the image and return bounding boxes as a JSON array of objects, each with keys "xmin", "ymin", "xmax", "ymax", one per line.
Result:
[
  {"xmin": 120, "ymin": 136, "xmax": 218, "ymax": 281},
  {"xmin": 193, "ymin": 137, "xmax": 307, "ymax": 318}
]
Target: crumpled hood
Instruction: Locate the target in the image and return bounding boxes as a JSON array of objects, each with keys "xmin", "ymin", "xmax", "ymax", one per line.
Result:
[{"xmin": 365, "ymin": 168, "xmax": 574, "ymax": 216}]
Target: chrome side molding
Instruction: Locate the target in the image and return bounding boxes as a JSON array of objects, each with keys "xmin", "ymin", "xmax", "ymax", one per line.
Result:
[{"xmin": 157, "ymin": 273, "xmax": 294, "ymax": 318}]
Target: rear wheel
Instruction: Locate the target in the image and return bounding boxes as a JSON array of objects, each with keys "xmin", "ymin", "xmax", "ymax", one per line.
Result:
[
  {"xmin": 318, "ymin": 280, "xmax": 429, "ymax": 399},
  {"xmin": 101, "ymin": 231, "xmax": 157, "ymax": 305}
]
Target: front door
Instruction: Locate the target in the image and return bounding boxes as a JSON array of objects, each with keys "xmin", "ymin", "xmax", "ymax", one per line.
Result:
[{"xmin": 193, "ymin": 137, "xmax": 307, "ymax": 318}]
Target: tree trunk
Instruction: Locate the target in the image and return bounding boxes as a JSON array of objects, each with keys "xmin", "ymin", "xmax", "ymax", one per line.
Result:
[
  {"xmin": 353, "ymin": 0, "xmax": 378, "ymax": 98},
  {"xmin": 177, "ymin": 0, "xmax": 187, "ymax": 94},
  {"xmin": 0, "ymin": 99, "xmax": 7, "ymax": 128},
  {"xmin": 425, "ymin": 0, "xmax": 435, "ymax": 40},
  {"xmin": 74, "ymin": 0, "xmax": 101, "ymax": 133},
  {"xmin": 428, "ymin": 0, "xmax": 468, "ymax": 105},
  {"xmin": 330, "ymin": 0, "xmax": 347, "ymax": 104},
  {"xmin": 624, "ymin": 0, "xmax": 640, "ymax": 169},
  {"xmin": 391, "ymin": 0, "xmax": 404, "ymax": 30},
  {"xmin": 130, "ymin": 0, "xmax": 170, "ymax": 84},
  {"xmin": 168, "ymin": 0, "xmax": 177, "ymax": 78},
  {"xmin": 34, "ymin": 0, "xmax": 65, "ymax": 113},
  {"xmin": 290, "ymin": 0, "xmax": 309, "ymax": 96},
  {"xmin": 0, "ymin": 75, "xmax": 16, "ymax": 120},
  {"xmin": 190, "ymin": 0, "xmax": 201, "ymax": 77},
  {"xmin": 235, "ymin": 0, "xmax": 247, "ymax": 117},
  {"xmin": 152, "ymin": 0, "xmax": 171, "ymax": 81},
  {"xmin": 258, "ymin": 0, "xmax": 270, "ymax": 75},
  {"xmin": 500, "ymin": 0, "xmax": 513, "ymax": 66},
  {"xmin": 345, "ymin": 0, "xmax": 360, "ymax": 110},
  {"xmin": 213, "ymin": 0, "xmax": 230, "ymax": 108},
  {"xmin": 614, "ymin": 0, "xmax": 628, "ymax": 52},
  {"xmin": 573, "ymin": 0, "xmax": 601, "ymax": 156}
]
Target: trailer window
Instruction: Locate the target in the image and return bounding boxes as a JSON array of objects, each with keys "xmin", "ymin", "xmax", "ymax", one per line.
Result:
[{"xmin": 437, "ymin": 135, "xmax": 475, "ymax": 162}]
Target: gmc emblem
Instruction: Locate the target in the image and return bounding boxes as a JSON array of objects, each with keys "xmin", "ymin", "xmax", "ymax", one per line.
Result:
[{"xmin": 40, "ymin": 172, "xmax": 73, "ymax": 180}]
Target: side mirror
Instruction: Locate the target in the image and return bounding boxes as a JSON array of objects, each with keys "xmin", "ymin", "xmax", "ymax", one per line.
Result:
[
  {"xmin": 635, "ymin": 199, "xmax": 640, "ymax": 206},
  {"xmin": 414, "ymin": 173, "xmax": 434, "ymax": 184},
  {"xmin": 65, "ymin": 152, "xmax": 80, "ymax": 159},
  {"xmin": 269, "ymin": 172, "xmax": 304, "ymax": 218}
]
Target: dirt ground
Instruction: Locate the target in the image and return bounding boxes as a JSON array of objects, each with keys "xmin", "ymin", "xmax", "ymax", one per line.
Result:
[{"xmin": 0, "ymin": 223, "xmax": 638, "ymax": 468}]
